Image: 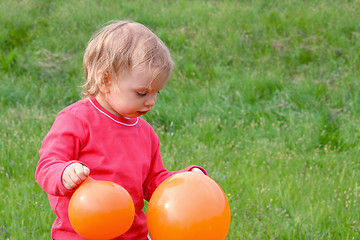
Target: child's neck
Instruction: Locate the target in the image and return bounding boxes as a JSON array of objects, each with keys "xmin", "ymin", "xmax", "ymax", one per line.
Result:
[{"xmin": 95, "ymin": 94, "xmax": 125, "ymax": 118}]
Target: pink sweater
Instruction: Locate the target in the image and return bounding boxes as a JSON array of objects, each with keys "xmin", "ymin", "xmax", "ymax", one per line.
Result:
[{"xmin": 35, "ymin": 98, "xmax": 206, "ymax": 240}]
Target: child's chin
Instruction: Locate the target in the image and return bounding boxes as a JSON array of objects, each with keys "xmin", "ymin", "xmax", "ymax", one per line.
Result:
[{"xmin": 125, "ymin": 113, "xmax": 139, "ymax": 118}]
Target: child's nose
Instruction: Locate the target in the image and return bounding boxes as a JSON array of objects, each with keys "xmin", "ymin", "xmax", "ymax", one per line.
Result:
[{"xmin": 145, "ymin": 95, "xmax": 157, "ymax": 108}]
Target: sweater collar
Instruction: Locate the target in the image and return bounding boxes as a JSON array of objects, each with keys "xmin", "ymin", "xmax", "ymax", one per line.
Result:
[{"xmin": 88, "ymin": 98, "xmax": 139, "ymax": 126}]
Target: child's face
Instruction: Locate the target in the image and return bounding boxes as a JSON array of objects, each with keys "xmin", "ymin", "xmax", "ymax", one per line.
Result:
[{"xmin": 98, "ymin": 68, "xmax": 168, "ymax": 118}]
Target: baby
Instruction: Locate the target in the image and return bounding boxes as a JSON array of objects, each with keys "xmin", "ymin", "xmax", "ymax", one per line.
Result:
[{"xmin": 35, "ymin": 20, "xmax": 206, "ymax": 240}]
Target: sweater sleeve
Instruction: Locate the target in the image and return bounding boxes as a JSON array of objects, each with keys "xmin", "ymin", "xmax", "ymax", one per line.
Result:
[
  {"xmin": 35, "ymin": 111, "xmax": 87, "ymax": 196},
  {"xmin": 142, "ymin": 131, "xmax": 207, "ymax": 201}
]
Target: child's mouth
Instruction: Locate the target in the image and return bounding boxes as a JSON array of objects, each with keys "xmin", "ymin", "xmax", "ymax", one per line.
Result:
[{"xmin": 137, "ymin": 111, "xmax": 149, "ymax": 116}]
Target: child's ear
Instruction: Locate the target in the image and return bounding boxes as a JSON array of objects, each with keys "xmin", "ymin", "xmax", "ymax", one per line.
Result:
[{"xmin": 98, "ymin": 71, "xmax": 112, "ymax": 93}]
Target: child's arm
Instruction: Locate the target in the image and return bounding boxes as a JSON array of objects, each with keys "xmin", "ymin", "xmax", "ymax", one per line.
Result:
[
  {"xmin": 189, "ymin": 167, "xmax": 205, "ymax": 174},
  {"xmin": 143, "ymin": 162, "xmax": 207, "ymax": 201},
  {"xmin": 142, "ymin": 132, "xmax": 207, "ymax": 201},
  {"xmin": 35, "ymin": 111, "xmax": 88, "ymax": 196}
]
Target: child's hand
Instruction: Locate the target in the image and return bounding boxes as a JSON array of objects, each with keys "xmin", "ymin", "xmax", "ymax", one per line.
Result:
[
  {"xmin": 62, "ymin": 163, "xmax": 90, "ymax": 190},
  {"xmin": 190, "ymin": 167, "xmax": 205, "ymax": 174}
]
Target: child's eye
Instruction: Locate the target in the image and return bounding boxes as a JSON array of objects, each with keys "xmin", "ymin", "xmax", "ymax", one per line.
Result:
[{"xmin": 137, "ymin": 92, "xmax": 147, "ymax": 96}]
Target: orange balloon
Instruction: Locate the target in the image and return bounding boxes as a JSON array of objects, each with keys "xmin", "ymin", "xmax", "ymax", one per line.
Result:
[
  {"xmin": 147, "ymin": 172, "xmax": 231, "ymax": 240},
  {"xmin": 68, "ymin": 177, "xmax": 135, "ymax": 240}
]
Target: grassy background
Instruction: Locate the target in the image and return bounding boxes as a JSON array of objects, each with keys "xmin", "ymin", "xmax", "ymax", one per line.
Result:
[{"xmin": 1, "ymin": 0, "xmax": 360, "ymax": 239}]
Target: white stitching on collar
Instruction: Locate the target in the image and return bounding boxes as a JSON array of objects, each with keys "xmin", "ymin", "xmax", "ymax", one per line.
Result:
[{"xmin": 88, "ymin": 98, "xmax": 139, "ymax": 127}]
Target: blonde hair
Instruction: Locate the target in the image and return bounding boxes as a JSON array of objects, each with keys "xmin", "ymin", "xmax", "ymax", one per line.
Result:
[{"xmin": 82, "ymin": 20, "xmax": 174, "ymax": 98}]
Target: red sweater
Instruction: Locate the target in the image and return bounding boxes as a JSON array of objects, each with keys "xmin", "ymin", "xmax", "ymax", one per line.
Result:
[{"xmin": 35, "ymin": 98, "xmax": 206, "ymax": 240}]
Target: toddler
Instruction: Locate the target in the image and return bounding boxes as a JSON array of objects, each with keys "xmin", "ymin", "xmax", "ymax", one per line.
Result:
[{"xmin": 35, "ymin": 20, "xmax": 206, "ymax": 240}]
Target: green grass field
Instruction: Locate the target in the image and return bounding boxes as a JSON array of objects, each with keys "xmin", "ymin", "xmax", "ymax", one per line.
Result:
[{"xmin": 1, "ymin": 0, "xmax": 360, "ymax": 239}]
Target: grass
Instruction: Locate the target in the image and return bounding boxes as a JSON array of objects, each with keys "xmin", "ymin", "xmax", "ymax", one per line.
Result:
[{"xmin": 1, "ymin": 0, "xmax": 360, "ymax": 239}]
